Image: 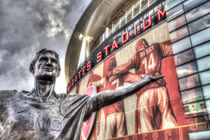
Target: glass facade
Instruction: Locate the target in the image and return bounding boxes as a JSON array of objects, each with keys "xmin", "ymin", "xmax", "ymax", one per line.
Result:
[{"xmin": 167, "ymin": 0, "xmax": 210, "ymax": 138}]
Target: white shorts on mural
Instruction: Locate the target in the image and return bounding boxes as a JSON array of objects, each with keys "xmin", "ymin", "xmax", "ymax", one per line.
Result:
[{"xmin": 137, "ymin": 87, "xmax": 178, "ymax": 133}]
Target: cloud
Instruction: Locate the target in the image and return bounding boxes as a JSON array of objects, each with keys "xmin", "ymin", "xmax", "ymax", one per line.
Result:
[{"xmin": 0, "ymin": 0, "xmax": 91, "ymax": 93}]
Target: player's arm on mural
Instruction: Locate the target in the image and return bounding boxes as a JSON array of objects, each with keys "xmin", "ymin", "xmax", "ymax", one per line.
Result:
[
  {"xmin": 112, "ymin": 54, "xmax": 136, "ymax": 75},
  {"xmin": 88, "ymin": 77, "xmax": 106, "ymax": 88},
  {"xmin": 110, "ymin": 55, "xmax": 142, "ymax": 83},
  {"xmin": 86, "ymin": 75, "xmax": 164, "ymax": 113}
]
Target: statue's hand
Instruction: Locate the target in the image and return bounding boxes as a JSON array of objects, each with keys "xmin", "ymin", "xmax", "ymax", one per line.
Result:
[{"xmin": 141, "ymin": 75, "xmax": 165, "ymax": 81}]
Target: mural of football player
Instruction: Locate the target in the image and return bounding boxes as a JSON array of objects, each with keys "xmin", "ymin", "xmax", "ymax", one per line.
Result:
[
  {"xmin": 111, "ymin": 38, "xmax": 178, "ymax": 132},
  {"xmin": 88, "ymin": 55, "xmax": 126, "ymax": 139}
]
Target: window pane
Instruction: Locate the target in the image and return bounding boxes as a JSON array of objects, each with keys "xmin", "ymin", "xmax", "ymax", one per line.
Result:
[
  {"xmin": 196, "ymin": 56, "xmax": 210, "ymax": 71},
  {"xmin": 176, "ymin": 62, "xmax": 197, "ymax": 78},
  {"xmin": 134, "ymin": 3, "xmax": 140, "ymax": 17},
  {"xmin": 174, "ymin": 49, "xmax": 194, "ymax": 66},
  {"xmin": 166, "ymin": 0, "xmax": 182, "ymax": 11},
  {"xmin": 179, "ymin": 74, "xmax": 200, "ymax": 91},
  {"xmin": 186, "ymin": 2, "xmax": 210, "ymax": 23},
  {"xmin": 170, "ymin": 26, "xmax": 188, "ymax": 43},
  {"xmin": 188, "ymin": 14, "xmax": 210, "ymax": 34},
  {"xmin": 141, "ymin": 0, "xmax": 148, "ymax": 11},
  {"xmin": 181, "ymin": 87, "xmax": 203, "ymax": 104},
  {"xmin": 184, "ymin": 0, "xmax": 208, "ymax": 12},
  {"xmin": 194, "ymin": 42, "xmax": 210, "ymax": 59},
  {"xmin": 199, "ymin": 70, "xmax": 210, "ymax": 85},
  {"xmin": 183, "ymin": 101, "xmax": 206, "ymax": 115},
  {"xmin": 115, "ymin": 24, "xmax": 120, "ymax": 31},
  {"xmin": 121, "ymin": 18, "xmax": 126, "ymax": 26},
  {"xmin": 189, "ymin": 129, "xmax": 210, "ymax": 138},
  {"xmin": 191, "ymin": 28, "xmax": 210, "ymax": 46},
  {"xmin": 205, "ymin": 100, "xmax": 210, "ymax": 114},
  {"xmin": 172, "ymin": 37, "xmax": 191, "ymax": 54},
  {"xmin": 149, "ymin": 0, "xmax": 156, "ymax": 5},
  {"xmin": 167, "ymin": 4, "xmax": 184, "ymax": 20},
  {"xmin": 168, "ymin": 15, "xmax": 186, "ymax": 32},
  {"xmin": 127, "ymin": 12, "xmax": 132, "ymax": 22},
  {"xmin": 203, "ymin": 85, "xmax": 210, "ymax": 99}
]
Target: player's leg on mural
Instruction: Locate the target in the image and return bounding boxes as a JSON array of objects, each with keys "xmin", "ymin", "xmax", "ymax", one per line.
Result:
[
  {"xmin": 137, "ymin": 87, "xmax": 177, "ymax": 133},
  {"xmin": 104, "ymin": 112, "xmax": 126, "ymax": 139}
]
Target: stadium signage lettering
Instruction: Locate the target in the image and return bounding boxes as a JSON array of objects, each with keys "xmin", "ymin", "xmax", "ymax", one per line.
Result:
[{"xmin": 67, "ymin": 8, "xmax": 166, "ymax": 93}]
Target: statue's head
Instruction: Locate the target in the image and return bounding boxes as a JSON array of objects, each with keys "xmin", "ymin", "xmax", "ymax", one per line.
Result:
[
  {"xmin": 135, "ymin": 39, "xmax": 149, "ymax": 52},
  {"xmin": 29, "ymin": 49, "xmax": 61, "ymax": 82}
]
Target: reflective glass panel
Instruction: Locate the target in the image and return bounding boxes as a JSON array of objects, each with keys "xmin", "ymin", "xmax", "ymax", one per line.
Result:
[
  {"xmin": 172, "ymin": 37, "xmax": 191, "ymax": 54},
  {"xmin": 191, "ymin": 28, "xmax": 210, "ymax": 46},
  {"xmin": 170, "ymin": 26, "xmax": 188, "ymax": 43},
  {"xmin": 179, "ymin": 74, "xmax": 200, "ymax": 91},
  {"xmin": 176, "ymin": 62, "xmax": 197, "ymax": 78},
  {"xmin": 168, "ymin": 15, "xmax": 186, "ymax": 32},
  {"xmin": 199, "ymin": 70, "xmax": 210, "ymax": 85},
  {"xmin": 167, "ymin": 4, "xmax": 184, "ymax": 20},
  {"xmin": 174, "ymin": 49, "xmax": 194, "ymax": 66},
  {"xmin": 166, "ymin": 0, "xmax": 182, "ymax": 10},
  {"xmin": 196, "ymin": 56, "xmax": 210, "ymax": 72},
  {"xmin": 205, "ymin": 100, "xmax": 210, "ymax": 114},
  {"xmin": 189, "ymin": 130, "xmax": 210, "ymax": 138},
  {"xmin": 188, "ymin": 14, "xmax": 210, "ymax": 34},
  {"xmin": 194, "ymin": 42, "xmax": 210, "ymax": 59},
  {"xmin": 181, "ymin": 87, "xmax": 203, "ymax": 104},
  {"xmin": 186, "ymin": 2, "xmax": 210, "ymax": 23},
  {"xmin": 184, "ymin": 0, "xmax": 208, "ymax": 12},
  {"xmin": 203, "ymin": 85, "xmax": 210, "ymax": 99}
]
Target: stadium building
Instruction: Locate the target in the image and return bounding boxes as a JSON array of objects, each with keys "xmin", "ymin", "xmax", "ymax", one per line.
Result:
[{"xmin": 65, "ymin": 0, "xmax": 210, "ymax": 139}]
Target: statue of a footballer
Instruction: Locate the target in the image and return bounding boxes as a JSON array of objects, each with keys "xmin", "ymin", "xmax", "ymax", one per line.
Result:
[{"xmin": 0, "ymin": 48, "xmax": 163, "ymax": 140}]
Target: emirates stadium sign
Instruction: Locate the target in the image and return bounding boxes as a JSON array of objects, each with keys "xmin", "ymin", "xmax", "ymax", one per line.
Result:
[{"xmin": 67, "ymin": 8, "xmax": 166, "ymax": 93}]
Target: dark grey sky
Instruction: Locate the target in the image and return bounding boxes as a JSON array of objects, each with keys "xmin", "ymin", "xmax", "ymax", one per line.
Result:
[{"xmin": 0, "ymin": 0, "xmax": 91, "ymax": 93}]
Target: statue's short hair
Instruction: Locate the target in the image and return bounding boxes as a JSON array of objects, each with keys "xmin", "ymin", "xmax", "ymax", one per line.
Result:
[{"xmin": 29, "ymin": 48, "xmax": 61, "ymax": 74}]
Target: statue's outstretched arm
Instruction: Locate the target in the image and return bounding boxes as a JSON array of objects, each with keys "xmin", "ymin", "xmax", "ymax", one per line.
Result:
[{"xmin": 87, "ymin": 75, "xmax": 164, "ymax": 112}]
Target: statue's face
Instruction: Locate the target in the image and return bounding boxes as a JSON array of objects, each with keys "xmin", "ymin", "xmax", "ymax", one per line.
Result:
[{"xmin": 33, "ymin": 52, "xmax": 60, "ymax": 81}]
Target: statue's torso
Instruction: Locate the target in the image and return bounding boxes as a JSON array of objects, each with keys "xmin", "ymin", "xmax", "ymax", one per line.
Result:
[{"xmin": 0, "ymin": 90, "xmax": 67, "ymax": 140}]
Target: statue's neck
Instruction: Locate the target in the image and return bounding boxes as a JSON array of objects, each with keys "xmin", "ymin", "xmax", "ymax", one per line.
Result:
[{"xmin": 35, "ymin": 80, "xmax": 55, "ymax": 102}]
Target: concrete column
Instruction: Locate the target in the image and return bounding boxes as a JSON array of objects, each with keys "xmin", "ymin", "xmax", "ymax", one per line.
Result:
[{"xmin": 78, "ymin": 35, "xmax": 93, "ymax": 68}]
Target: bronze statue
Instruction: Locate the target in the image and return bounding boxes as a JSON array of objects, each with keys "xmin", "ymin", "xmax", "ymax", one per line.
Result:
[{"xmin": 0, "ymin": 49, "xmax": 163, "ymax": 140}]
